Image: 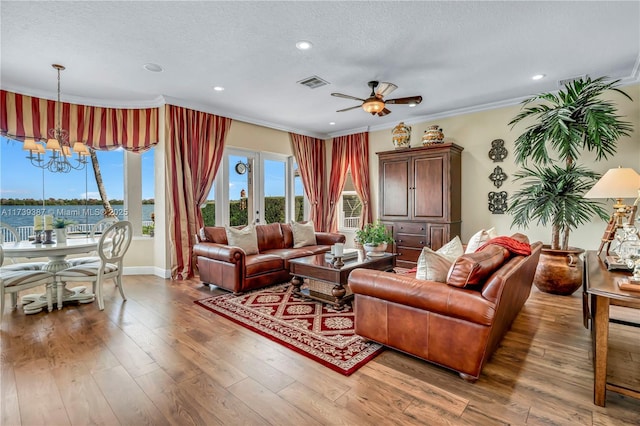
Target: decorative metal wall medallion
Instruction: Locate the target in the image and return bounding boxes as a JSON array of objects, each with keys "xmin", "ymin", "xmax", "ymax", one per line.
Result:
[
  {"xmin": 488, "ymin": 139, "xmax": 508, "ymax": 162},
  {"xmin": 489, "ymin": 166, "xmax": 508, "ymax": 188},
  {"xmin": 488, "ymin": 191, "xmax": 508, "ymax": 214}
]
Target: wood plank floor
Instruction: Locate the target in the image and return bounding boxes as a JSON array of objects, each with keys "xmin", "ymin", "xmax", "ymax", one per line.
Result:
[{"xmin": 1, "ymin": 275, "xmax": 639, "ymax": 425}]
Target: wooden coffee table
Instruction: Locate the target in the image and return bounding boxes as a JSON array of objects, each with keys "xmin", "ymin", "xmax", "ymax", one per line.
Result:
[{"xmin": 289, "ymin": 251, "xmax": 395, "ymax": 309}]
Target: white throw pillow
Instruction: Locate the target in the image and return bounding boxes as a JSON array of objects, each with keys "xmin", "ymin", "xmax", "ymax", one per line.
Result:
[
  {"xmin": 225, "ymin": 224, "xmax": 259, "ymax": 255},
  {"xmin": 291, "ymin": 221, "xmax": 316, "ymax": 248},
  {"xmin": 416, "ymin": 236, "xmax": 464, "ymax": 282},
  {"xmin": 465, "ymin": 227, "xmax": 498, "ymax": 253}
]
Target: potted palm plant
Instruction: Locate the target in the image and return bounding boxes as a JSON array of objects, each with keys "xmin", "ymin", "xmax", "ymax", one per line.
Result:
[
  {"xmin": 355, "ymin": 221, "xmax": 394, "ymax": 256},
  {"xmin": 508, "ymin": 76, "xmax": 633, "ymax": 294}
]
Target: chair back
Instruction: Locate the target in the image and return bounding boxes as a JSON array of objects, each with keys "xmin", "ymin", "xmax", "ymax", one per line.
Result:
[
  {"xmin": 0, "ymin": 222, "xmax": 20, "ymax": 243},
  {"xmin": 98, "ymin": 221, "xmax": 132, "ymax": 264},
  {"xmin": 91, "ymin": 217, "xmax": 119, "ymax": 238}
]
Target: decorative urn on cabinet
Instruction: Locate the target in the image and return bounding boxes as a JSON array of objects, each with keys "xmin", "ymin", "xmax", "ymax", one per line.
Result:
[
  {"xmin": 392, "ymin": 122, "xmax": 411, "ymax": 149},
  {"xmin": 422, "ymin": 125, "xmax": 445, "ymax": 145}
]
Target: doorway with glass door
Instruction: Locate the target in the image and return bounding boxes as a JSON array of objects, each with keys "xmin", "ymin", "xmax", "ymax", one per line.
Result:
[{"xmin": 225, "ymin": 149, "xmax": 291, "ymax": 226}]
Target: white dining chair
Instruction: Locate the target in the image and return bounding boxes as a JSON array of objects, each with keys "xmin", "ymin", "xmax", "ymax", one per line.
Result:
[
  {"xmin": 0, "ymin": 221, "xmax": 47, "ymax": 269},
  {"xmin": 55, "ymin": 221, "xmax": 132, "ymax": 310},
  {"xmin": 67, "ymin": 217, "xmax": 119, "ymax": 267},
  {"xmin": 0, "ymin": 246, "xmax": 55, "ymax": 323}
]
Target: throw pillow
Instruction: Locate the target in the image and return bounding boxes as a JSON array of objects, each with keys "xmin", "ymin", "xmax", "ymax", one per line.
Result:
[
  {"xmin": 291, "ymin": 221, "xmax": 316, "ymax": 248},
  {"xmin": 465, "ymin": 227, "xmax": 498, "ymax": 253},
  {"xmin": 415, "ymin": 236, "xmax": 464, "ymax": 282},
  {"xmin": 447, "ymin": 245, "xmax": 510, "ymax": 288},
  {"xmin": 225, "ymin": 224, "xmax": 259, "ymax": 255}
]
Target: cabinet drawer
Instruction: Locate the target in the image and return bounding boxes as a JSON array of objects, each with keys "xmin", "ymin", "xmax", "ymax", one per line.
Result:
[
  {"xmin": 394, "ymin": 222, "xmax": 427, "ymax": 235},
  {"xmin": 396, "ymin": 247, "xmax": 422, "ymax": 263},
  {"xmin": 395, "ymin": 234, "xmax": 427, "ymax": 248}
]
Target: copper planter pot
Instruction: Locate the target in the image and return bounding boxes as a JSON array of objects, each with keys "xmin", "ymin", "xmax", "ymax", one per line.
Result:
[{"xmin": 533, "ymin": 245, "xmax": 584, "ymax": 295}]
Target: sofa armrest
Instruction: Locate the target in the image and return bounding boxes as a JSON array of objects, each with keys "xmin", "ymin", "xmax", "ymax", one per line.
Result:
[
  {"xmin": 315, "ymin": 232, "xmax": 346, "ymax": 245},
  {"xmin": 193, "ymin": 242, "xmax": 245, "ymax": 264},
  {"xmin": 349, "ymin": 269, "xmax": 495, "ymax": 326}
]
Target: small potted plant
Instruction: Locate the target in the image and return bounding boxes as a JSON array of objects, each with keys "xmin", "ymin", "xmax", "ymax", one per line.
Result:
[
  {"xmin": 355, "ymin": 221, "xmax": 394, "ymax": 256},
  {"xmin": 53, "ymin": 218, "xmax": 75, "ymax": 243}
]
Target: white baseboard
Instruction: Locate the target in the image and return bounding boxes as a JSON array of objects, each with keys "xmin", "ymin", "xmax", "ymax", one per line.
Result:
[{"xmin": 123, "ymin": 266, "xmax": 171, "ymax": 278}]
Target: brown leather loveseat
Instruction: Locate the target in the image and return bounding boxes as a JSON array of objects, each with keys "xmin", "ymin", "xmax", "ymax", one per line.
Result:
[
  {"xmin": 348, "ymin": 234, "xmax": 542, "ymax": 382},
  {"xmin": 194, "ymin": 223, "xmax": 345, "ymax": 294}
]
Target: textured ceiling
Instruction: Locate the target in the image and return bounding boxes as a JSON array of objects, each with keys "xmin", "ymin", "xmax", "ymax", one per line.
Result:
[{"xmin": 1, "ymin": 1, "xmax": 639, "ymax": 139}]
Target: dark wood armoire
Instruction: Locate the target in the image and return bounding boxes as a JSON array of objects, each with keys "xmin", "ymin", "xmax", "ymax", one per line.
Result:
[{"xmin": 377, "ymin": 143, "xmax": 463, "ymax": 268}]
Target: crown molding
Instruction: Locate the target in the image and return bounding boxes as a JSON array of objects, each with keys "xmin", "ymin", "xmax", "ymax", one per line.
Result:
[
  {"xmin": 326, "ymin": 126, "xmax": 370, "ymax": 139},
  {"xmin": 162, "ymin": 95, "xmax": 327, "ymax": 139}
]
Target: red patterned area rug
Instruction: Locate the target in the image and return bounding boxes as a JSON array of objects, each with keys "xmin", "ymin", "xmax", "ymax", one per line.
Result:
[{"xmin": 194, "ymin": 283, "xmax": 383, "ymax": 376}]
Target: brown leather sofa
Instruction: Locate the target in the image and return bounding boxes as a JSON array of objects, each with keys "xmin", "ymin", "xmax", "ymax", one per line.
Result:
[
  {"xmin": 348, "ymin": 234, "xmax": 542, "ymax": 382},
  {"xmin": 194, "ymin": 223, "xmax": 345, "ymax": 294}
]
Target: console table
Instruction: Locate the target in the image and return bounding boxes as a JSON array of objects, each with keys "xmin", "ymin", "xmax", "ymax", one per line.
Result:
[{"xmin": 584, "ymin": 250, "xmax": 640, "ymax": 406}]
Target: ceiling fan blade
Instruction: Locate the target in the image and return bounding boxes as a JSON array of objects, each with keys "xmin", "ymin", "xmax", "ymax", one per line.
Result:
[
  {"xmin": 385, "ymin": 96, "xmax": 423, "ymax": 105},
  {"xmin": 377, "ymin": 108, "xmax": 392, "ymax": 117},
  {"xmin": 376, "ymin": 82, "xmax": 397, "ymax": 98},
  {"xmin": 336, "ymin": 105, "xmax": 362, "ymax": 113},
  {"xmin": 331, "ymin": 93, "xmax": 365, "ymax": 102}
]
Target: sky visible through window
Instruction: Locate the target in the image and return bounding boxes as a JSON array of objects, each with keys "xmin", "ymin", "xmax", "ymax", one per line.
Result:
[{"xmin": 1, "ymin": 137, "xmax": 303, "ymax": 201}]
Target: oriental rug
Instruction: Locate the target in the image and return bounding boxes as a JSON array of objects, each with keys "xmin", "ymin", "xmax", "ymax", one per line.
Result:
[{"xmin": 194, "ymin": 283, "xmax": 383, "ymax": 376}]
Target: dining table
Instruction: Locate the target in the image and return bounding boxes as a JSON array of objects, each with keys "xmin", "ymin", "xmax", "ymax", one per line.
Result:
[{"xmin": 1, "ymin": 237, "xmax": 105, "ymax": 314}]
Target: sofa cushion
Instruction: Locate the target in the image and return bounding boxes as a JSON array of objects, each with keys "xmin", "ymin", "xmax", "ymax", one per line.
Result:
[
  {"xmin": 225, "ymin": 224, "xmax": 259, "ymax": 255},
  {"xmin": 447, "ymin": 244, "xmax": 509, "ymax": 288},
  {"xmin": 291, "ymin": 221, "xmax": 317, "ymax": 248},
  {"xmin": 256, "ymin": 223, "xmax": 285, "ymax": 252},
  {"xmin": 245, "ymin": 254, "xmax": 284, "ymax": 277},
  {"xmin": 416, "ymin": 236, "xmax": 464, "ymax": 282},
  {"xmin": 201, "ymin": 226, "xmax": 228, "ymax": 244},
  {"xmin": 465, "ymin": 227, "xmax": 498, "ymax": 253}
]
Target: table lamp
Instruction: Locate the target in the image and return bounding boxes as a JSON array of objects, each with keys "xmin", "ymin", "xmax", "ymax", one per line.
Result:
[{"xmin": 584, "ymin": 167, "xmax": 640, "ymax": 255}]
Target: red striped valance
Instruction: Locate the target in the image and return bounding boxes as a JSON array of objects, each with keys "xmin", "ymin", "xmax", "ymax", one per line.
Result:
[{"xmin": 0, "ymin": 90, "xmax": 158, "ymax": 152}]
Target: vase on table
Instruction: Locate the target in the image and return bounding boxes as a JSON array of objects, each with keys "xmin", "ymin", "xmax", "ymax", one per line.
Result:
[{"xmin": 54, "ymin": 228, "xmax": 67, "ymax": 244}]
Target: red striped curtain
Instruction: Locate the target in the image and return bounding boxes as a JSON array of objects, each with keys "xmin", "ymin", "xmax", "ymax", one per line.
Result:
[
  {"xmin": 166, "ymin": 105, "xmax": 231, "ymax": 280},
  {"xmin": 0, "ymin": 90, "xmax": 158, "ymax": 151},
  {"xmin": 290, "ymin": 133, "xmax": 326, "ymax": 231},
  {"xmin": 328, "ymin": 132, "xmax": 372, "ymax": 232}
]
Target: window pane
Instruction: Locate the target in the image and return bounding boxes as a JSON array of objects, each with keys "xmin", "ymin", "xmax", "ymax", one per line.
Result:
[
  {"xmin": 294, "ymin": 163, "xmax": 304, "ymax": 221},
  {"xmin": 201, "ymin": 184, "xmax": 216, "ymax": 226},
  {"xmin": 264, "ymin": 159, "xmax": 286, "ymax": 224},
  {"xmin": 229, "ymin": 155, "xmax": 249, "ymax": 226},
  {"xmin": 141, "ymin": 149, "xmax": 155, "ymax": 235},
  {"xmin": 342, "ymin": 192, "xmax": 362, "ymax": 229}
]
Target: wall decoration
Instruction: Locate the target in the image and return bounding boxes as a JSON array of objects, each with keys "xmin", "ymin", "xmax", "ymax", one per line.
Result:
[
  {"xmin": 488, "ymin": 139, "xmax": 508, "ymax": 162},
  {"xmin": 392, "ymin": 122, "xmax": 412, "ymax": 149},
  {"xmin": 489, "ymin": 166, "xmax": 508, "ymax": 188},
  {"xmin": 488, "ymin": 191, "xmax": 508, "ymax": 214}
]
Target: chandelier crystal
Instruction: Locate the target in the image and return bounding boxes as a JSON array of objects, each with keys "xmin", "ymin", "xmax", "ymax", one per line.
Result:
[{"xmin": 24, "ymin": 64, "xmax": 90, "ymax": 173}]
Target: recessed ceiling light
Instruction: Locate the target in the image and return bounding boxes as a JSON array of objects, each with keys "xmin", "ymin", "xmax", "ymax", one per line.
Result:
[
  {"xmin": 532, "ymin": 74, "xmax": 546, "ymax": 80},
  {"xmin": 295, "ymin": 40, "xmax": 313, "ymax": 50},
  {"xmin": 213, "ymin": 86, "xmax": 225, "ymax": 91},
  {"xmin": 329, "ymin": 122, "xmax": 336, "ymax": 125},
  {"xmin": 143, "ymin": 63, "xmax": 164, "ymax": 73}
]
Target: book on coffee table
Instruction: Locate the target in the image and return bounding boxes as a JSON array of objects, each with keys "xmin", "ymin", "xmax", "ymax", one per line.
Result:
[{"xmin": 325, "ymin": 248, "xmax": 359, "ymax": 261}]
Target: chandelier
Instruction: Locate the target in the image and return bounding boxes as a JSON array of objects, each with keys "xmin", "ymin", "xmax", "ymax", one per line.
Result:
[{"xmin": 23, "ymin": 64, "xmax": 90, "ymax": 173}]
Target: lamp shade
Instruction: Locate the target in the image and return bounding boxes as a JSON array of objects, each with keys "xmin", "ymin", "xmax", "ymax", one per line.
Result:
[
  {"xmin": 22, "ymin": 138, "xmax": 38, "ymax": 151},
  {"xmin": 584, "ymin": 167, "xmax": 640, "ymax": 199},
  {"xmin": 362, "ymin": 99, "xmax": 385, "ymax": 113},
  {"xmin": 45, "ymin": 138, "xmax": 61, "ymax": 151}
]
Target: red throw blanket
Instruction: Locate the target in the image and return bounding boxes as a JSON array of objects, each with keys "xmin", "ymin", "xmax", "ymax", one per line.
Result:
[{"xmin": 477, "ymin": 236, "xmax": 531, "ymax": 256}]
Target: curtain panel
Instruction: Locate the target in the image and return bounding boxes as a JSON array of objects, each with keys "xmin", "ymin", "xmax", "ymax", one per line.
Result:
[
  {"xmin": 328, "ymin": 132, "xmax": 373, "ymax": 232},
  {"xmin": 166, "ymin": 104, "xmax": 231, "ymax": 280},
  {"xmin": 289, "ymin": 133, "xmax": 326, "ymax": 231},
  {"xmin": 0, "ymin": 90, "xmax": 158, "ymax": 151}
]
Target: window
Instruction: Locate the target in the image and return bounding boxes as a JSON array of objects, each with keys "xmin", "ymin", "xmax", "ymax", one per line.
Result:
[{"xmin": 339, "ymin": 172, "xmax": 362, "ymax": 230}]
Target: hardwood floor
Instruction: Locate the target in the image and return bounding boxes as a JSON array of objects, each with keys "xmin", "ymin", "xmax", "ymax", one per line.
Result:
[{"xmin": 1, "ymin": 275, "xmax": 639, "ymax": 425}]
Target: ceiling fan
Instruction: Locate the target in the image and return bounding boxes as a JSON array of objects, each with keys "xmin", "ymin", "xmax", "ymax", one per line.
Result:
[{"xmin": 331, "ymin": 81, "xmax": 422, "ymax": 116}]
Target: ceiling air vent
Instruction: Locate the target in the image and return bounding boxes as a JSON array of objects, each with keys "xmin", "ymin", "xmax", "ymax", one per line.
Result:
[
  {"xmin": 297, "ymin": 75, "xmax": 330, "ymax": 89},
  {"xmin": 558, "ymin": 74, "xmax": 589, "ymax": 88}
]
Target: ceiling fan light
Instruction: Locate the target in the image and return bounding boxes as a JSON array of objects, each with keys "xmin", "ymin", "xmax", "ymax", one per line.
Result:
[{"xmin": 362, "ymin": 99, "xmax": 385, "ymax": 113}]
